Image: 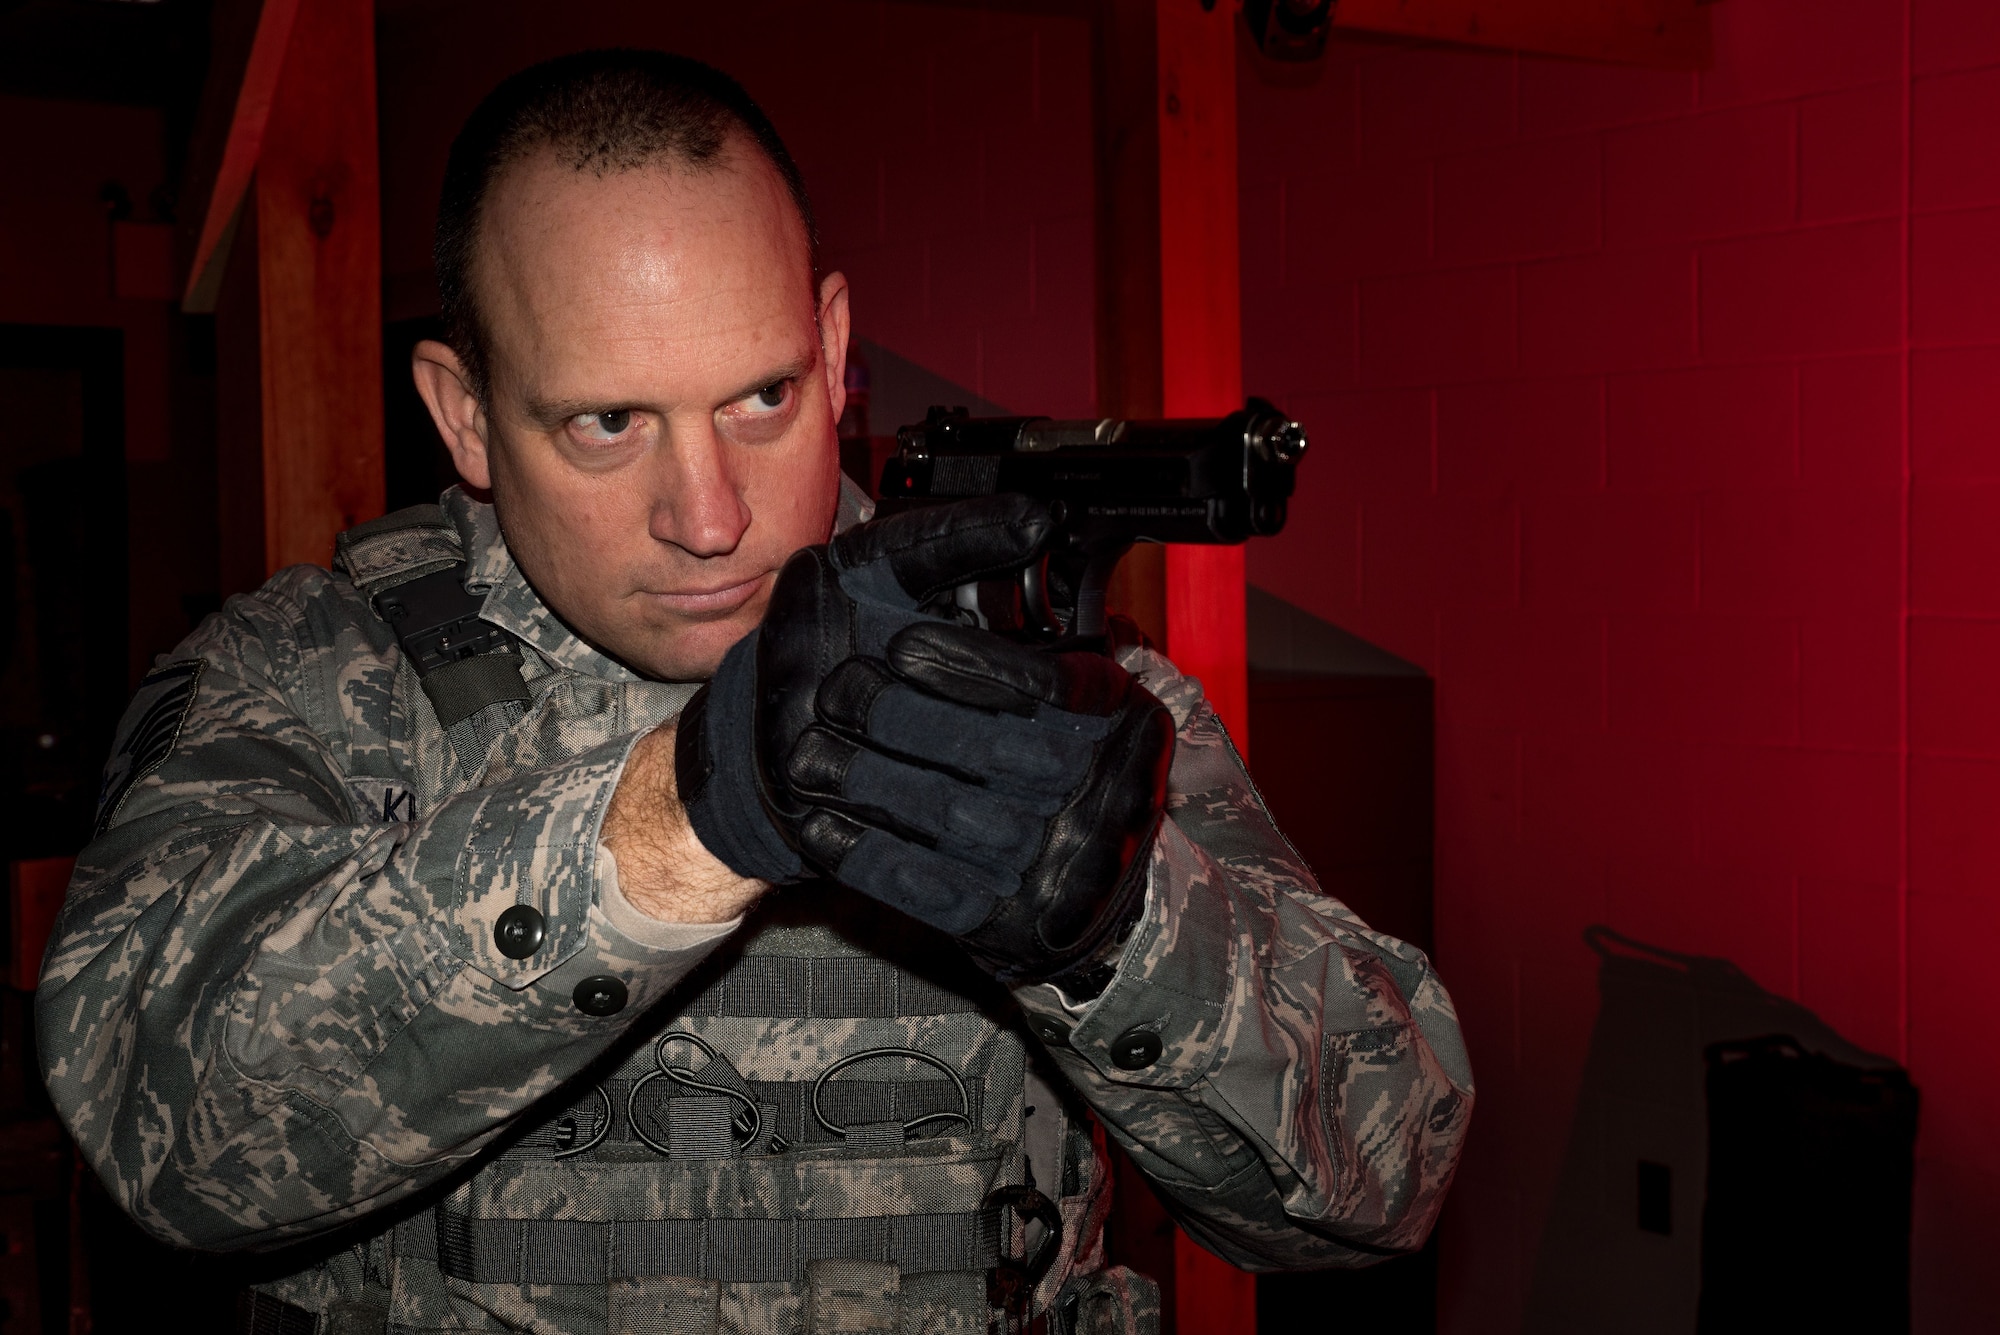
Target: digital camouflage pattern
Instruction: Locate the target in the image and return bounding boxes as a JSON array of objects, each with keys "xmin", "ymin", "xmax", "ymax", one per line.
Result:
[{"xmin": 38, "ymin": 487, "xmax": 1471, "ymax": 1333}]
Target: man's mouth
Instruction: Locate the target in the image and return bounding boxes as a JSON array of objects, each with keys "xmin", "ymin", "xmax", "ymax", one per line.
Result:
[{"xmin": 647, "ymin": 575, "xmax": 767, "ymax": 617}]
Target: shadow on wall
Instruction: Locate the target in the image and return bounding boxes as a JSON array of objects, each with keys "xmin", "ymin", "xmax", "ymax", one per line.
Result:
[
  {"xmin": 1525, "ymin": 928, "xmax": 1917, "ymax": 1335},
  {"xmin": 1246, "ymin": 587, "xmax": 1439, "ymax": 1333}
]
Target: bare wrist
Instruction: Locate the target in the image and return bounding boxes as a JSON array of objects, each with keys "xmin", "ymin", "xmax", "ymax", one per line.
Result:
[{"xmin": 602, "ymin": 722, "xmax": 769, "ymax": 923}]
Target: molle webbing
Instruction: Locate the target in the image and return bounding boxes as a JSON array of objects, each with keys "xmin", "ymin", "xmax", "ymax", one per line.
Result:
[
  {"xmin": 235, "ymin": 1292, "xmax": 317, "ymax": 1335},
  {"xmin": 676, "ymin": 953, "xmax": 985, "ymax": 1019},
  {"xmin": 504, "ymin": 950, "xmax": 1000, "ymax": 1165},
  {"xmin": 507, "ymin": 1074, "xmax": 989, "ymax": 1160},
  {"xmin": 414, "ymin": 650, "xmax": 532, "ymax": 729},
  {"xmin": 403, "ymin": 1209, "xmax": 1001, "ymax": 1286}
]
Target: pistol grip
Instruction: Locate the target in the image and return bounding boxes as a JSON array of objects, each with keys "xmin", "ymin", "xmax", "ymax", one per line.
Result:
[{"xmin": 1067, "ymin": 542, "xmax": 1133, "ymax": 644}]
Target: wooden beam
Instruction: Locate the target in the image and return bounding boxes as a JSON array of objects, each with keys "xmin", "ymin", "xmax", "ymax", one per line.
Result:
[
  {"xmin": 1094, "ymin": 0, "xmax": 1253, "ymax": 754},
  {"xmin": 254, "ymin": 0, "xmax": 385, "ymax": 572},
  {"xmin": 181, "ymin": 0, "xmax": 304, "ymax": 313},
  {"xmin": 1156, "ymin": 0, "xmax": 1261, "ymax": 1310},
  {"xmin": 1330, "ymin": 0, "xmax": 1709, "ymax": 68},
  {"xmin": 1158, "ymin": 0, "xmax": 1250, "ymax": 767},
  {"xmin": 1091, "ymin": 4, "xmax": 1259, "ymax": 1333}
]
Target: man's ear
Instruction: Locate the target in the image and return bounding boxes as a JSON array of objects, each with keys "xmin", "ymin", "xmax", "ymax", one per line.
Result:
[
  {"xmin": 816, "ymin": 271, "xmax": 851, "ymax": 427},
  {"xmin": 411, "ymin": 340, "xmax": 494, "ymax": 490}
]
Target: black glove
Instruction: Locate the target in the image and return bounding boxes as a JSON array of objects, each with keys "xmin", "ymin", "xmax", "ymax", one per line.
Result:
[
  {"xmin": 787, "ymin": 620, "xmax": 1175, "ymax": 983},
  {"xmin": 674, "ymin": 496, "xmax": 1057, "ymax": 885},
  {"xmin": 676, "ymin": 494, "xmax": 1174, "ymax": 981}
]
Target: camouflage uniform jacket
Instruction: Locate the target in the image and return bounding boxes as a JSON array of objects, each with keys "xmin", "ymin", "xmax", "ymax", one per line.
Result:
[{"xmin": 38, "ymin": 486, "xmax": 1471, "ymax": 1334}]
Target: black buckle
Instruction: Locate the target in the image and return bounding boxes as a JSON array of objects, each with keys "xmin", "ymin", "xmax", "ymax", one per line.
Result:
[
  {"xmin": 986, "ymin": 1184, "xmax": 1063, "ymax": 1317},
  {"xmin": 375, "ymin": 569, "xmax": 505, "ymax": 676}
]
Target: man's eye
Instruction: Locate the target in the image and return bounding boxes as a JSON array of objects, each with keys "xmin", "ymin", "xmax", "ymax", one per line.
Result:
[
  {"xmin": 748, "ymin": 383, "xmax": 787, "ymax": 411},
  {"xmin": 572, "ymin": 409, "xmax": 634, "ymax": 440}
]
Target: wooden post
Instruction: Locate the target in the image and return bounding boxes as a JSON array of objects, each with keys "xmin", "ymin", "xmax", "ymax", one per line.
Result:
[
  {"xmin": 1157, "ymin": 5, "xmax": 1258, "ymax": 1323},
  {"xmin": 1098, "ymin": 0, "xmax": 1251, "ymax": 750},
  {"xmin": 1095, "ymin": 3, "xmax": 1258, "ymax": 1333},
  {"xmin": 254, "ymin": 0, "xmax": 384, "ymax": 572},
  {"xmin": 1157, "ymin": 0, "xmax": 1249, "ymax": 755},
  {"xmin": 183, "ymin": 0, "xmax": 384, "ymax": 583}
]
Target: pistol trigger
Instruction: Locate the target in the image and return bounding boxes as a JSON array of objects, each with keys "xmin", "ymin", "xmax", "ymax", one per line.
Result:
[
  {"xmin": 952, "ymin": 581, "xmax": 988, "ymax": 631},
  {"xmin": 1021, "ymin": 557, "xmax": 1062, "ymax": 640}
]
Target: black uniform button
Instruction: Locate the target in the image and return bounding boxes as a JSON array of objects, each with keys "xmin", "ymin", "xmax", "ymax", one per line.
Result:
[
  {"xmin": 1028, "ymin": 1014, "xmax": 1073, "ymax": 1048},
  {"xmin": 571, "ymin": 975, "xmax": 629, "ymax": 1017},
  {"xmin": 1109, "ymin": 1027, "xmax": 1163, "ymax": 1071},
  {"xmin": 494, "ymin": 905, "xmax": 546, "ymax": 959}
]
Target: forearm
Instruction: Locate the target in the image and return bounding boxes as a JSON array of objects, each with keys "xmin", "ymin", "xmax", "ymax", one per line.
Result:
[
  {"xmin": 1011, "ymin": 652, "xmax": 1474, "ymax": 1269},
  {"xmin": 40, "ymin": 729, "xmax": 735, "ymax": 1250},
  {"xmin": 1019, "ymin": 819, "xmax": 1470, "ymax": 1266},
  {"xmin": 601, "ymin": 720, "xmax": 769, "ymax": 924}
]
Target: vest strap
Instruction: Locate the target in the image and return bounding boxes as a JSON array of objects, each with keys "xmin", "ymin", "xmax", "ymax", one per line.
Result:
[
  {"xmin": 336, "ymin": 507, "xmax": 532, "ymax": 737},
  {"xmin": 664, "ymin": 1095, "xmax": 740, "ymax": 1160},
  {"xmin": 234, "ymin": 1292, "xmax": 317, "ymax": 1335},
  {"xmin": 417, "ymin": 1206, "xmax": 999, "ymax": 1286},
  {"xmin": 677, "ymin": 953, "xmax": 983, "ymax": 1019},
  {"xmin": 422, "ymin": 653, "xmax": 533, "ymax": 728}
]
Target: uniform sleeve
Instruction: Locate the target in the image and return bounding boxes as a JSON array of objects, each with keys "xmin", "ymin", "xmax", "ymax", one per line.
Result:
[
  {"xmin": 35, "ymin": 575, "xmax": 729, "ymax": 1251},
  {"xmin": 1013, "ymin": 645, "xmax": 1474, "ymax": 1271}
]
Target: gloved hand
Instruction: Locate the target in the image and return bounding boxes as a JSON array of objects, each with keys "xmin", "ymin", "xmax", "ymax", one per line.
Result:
[
  {"xmin": 675, "ymin": 494, "xmax": 1175, "ymax": 982},
  {"xmin": 787, "ymin": 620, "xmax": 1175, "ymax": 982},
  {"xmin": 674, "ymin": 495, "xmax": 1057, "ymax": 886}
]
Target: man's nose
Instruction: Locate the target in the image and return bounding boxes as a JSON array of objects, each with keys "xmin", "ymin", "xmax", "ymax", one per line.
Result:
[{"xmin": 649, "ymin": 421, "xmax": 751, "ymax": 558}]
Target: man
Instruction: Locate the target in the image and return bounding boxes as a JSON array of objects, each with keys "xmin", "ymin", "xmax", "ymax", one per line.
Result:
[{"xmin": 39, "ymin": 51, "xmax": 1470, "ymax": 1335}]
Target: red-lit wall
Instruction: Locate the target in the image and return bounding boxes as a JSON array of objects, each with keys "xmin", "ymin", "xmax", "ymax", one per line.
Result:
[
  {"xmin": 1239, "ymin": 2, "xmax": 1996, "ymax": 1328},
  {"xmin": 377, "ymin": 0, "xmax": 1097, "ymax": 419}
]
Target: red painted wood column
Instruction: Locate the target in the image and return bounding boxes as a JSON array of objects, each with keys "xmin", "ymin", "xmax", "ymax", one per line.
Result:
[
  {"xmin": 1156, "ymin": 3, "xmax": 1258, "ymax": 1333},
  {"xmin": 1093, "ymin": 1, "xmax": 1259, "ymax": 1329},
  {"xmin": 255, "ymin": 0, "xmax": 385, "ymax": 573},
  {"xmin": 184, "ymin": 0, "xmax": 385, "ymax": 579},
  {"xmin": 1157, "ymin": 0, "xmax": 1249, "ymax": 755}
]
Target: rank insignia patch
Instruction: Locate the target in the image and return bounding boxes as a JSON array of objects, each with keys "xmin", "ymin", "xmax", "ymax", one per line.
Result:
[{"xmin": 95, "ymin": 660, "xmax": 203, "ymax": 837}]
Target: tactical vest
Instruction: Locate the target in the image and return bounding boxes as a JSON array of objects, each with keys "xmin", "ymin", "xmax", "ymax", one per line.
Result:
[{"xmin": 241, "ymin": 506, "xmax": 1158, "ymax": 1335}]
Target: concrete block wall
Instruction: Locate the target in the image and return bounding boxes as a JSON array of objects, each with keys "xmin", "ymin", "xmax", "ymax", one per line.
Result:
[{"xmin": 1238, "ymin": 2, "xmax": 1998, "ymax": 1328}]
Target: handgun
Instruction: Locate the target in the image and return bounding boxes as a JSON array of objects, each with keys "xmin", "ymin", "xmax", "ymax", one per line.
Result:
[{"xmin": 876, "ymin": 398, "xmax": 1308, "ymax": 643}]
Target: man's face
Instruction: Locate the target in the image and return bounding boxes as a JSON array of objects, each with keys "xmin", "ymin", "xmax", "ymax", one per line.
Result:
[{"xmin": 421, "ymin": 142, "xmax": 847, "ymax": 681}]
